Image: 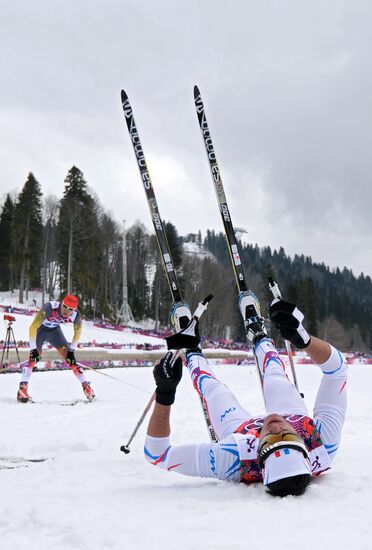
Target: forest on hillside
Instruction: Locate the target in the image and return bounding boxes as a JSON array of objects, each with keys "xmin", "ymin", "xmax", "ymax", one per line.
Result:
[{"xmin": 1, "ymin": 168, "xmax": 371, "ymax": 351}]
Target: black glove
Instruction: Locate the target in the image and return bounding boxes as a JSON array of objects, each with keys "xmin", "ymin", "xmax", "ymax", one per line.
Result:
[
  {"xmin": 269, "ymin": 300, "xmax": 311, "ymax": 349},
  {"xmin": 153, "ymin": 351, "xmax": 183, "ymax": 406},
  {"xmin": 165, "ymin": 319, "xmax": 201, "ymax": 351},
  {"xmin": 66, "ymin": 349, "xmax": 77, "ymax": 365},
  {"xmin": 29, "ymin": 348, "xmax": 41, "ymax": 362}
]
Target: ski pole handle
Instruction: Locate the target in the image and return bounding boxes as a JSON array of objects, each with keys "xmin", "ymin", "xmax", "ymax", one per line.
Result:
[
  {"xmin": 267, "ymin": 278, "xmax": 303, "ymax": 396},
  {"xmin": 192, "ymin": 294, "xmax": 214, "ymax": 320},
  {"xmin": 268, "ymin": 277, "xmax": 281, "ymax": 301}
]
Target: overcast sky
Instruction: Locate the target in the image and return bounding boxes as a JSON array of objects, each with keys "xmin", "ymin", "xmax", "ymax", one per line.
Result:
[{"xmin": 1, "ymin": 0, "xmax": 371, "ymax": 277}]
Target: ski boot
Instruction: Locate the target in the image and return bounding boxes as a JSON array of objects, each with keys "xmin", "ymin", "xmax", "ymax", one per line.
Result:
[
  {"xmin": 170, "ymin": 301, "xmax": 192, "ymax": 332},
  {"xmin": 239, "ymin": 291, "xmax": 267, "ymax": 345},
  {"xmin": 17, "ymin": 382, "xmax": 31, "ymax": 403},
  {"xmin": 82, "ymin": 381, "xmax": 95, "ymax": 402}
]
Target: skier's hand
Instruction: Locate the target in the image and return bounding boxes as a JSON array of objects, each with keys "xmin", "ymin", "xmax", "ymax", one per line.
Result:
[
  {"xmin": 29, "ymin": 348, "xmax": 41, "ymax": 363},
  {"xmin": 66, "ymin": 349, "xmax": 77, "ymax": 366},
  {"xmin": 269, "ymin": 300, "xmax": 311, "ymax": 349},
  {"xmin": 153, "ymin": 351, "xmax": 183, "ymax": 406}
]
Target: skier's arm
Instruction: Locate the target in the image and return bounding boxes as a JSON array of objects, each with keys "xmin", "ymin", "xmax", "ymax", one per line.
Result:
[
  {"xmin": 304, "ymin": 336, "xmax": 331, "ymax": 364},
  {"xmin": 145, "ymin": 403, "xmax": 208, "ymax": 477},
  {"xmin": 144, "ymin": 432, "xmax": 241, "ymax": 481},
  {"xmin": 147, "ymin": 402, "xmax": 170, "ymax": 437},
  {"xmin": 145, "ymin": 384, "xmax": 210, "ymax": 478},
  {"xmin": 70, "ymin": 315, "xmax": 82, "ymax": 351},
  {"xmin": 29, "ymin": 310, "xmax": 46, "ymax": 349},
  {"xmin": 312, "ymin": 344, "xmax": 348, "ymax": 461},
  {"xmin": 269, "ymin": 300, "xmax": 348, "ymax": 460},
  {"xmin": 304, "ymin": 337, "xmax": 348, "ymax": 455},
  {"xmin": 145, "ymin": 352, "xmax": 241, "ymax": 481}
]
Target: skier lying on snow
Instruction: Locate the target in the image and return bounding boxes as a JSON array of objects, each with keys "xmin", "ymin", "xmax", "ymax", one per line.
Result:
[{"xmin": 144, "ymin": 292, "xmax": 348, "ymax": 497}]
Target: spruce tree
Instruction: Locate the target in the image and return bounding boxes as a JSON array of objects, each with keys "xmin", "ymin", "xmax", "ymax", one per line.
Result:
[
  {"xmin": 0, "ymin": 194, "xmax": 15, "ymax": 290},
  {"xmin": 150, "ymin": 222, "xmax": 184, "ymax": 326},
  {"xmin": 126, "ymin": 223, "xmax": 151, "ymax": 320},
  {"xmin": 12, "ymin": 173, "xmax": 43, "ymax": 302},
  {"xmin": 58, "ymin": 166, "xmax": 99, "ymax": 310},
  {"xmin": 42, "ymin": 195, "xmax": 60, "ymax": 303}
]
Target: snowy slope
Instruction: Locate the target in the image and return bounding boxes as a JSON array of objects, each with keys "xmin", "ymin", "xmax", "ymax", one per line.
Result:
[
  {"xmin": 0, "ymin": 362, "xmax": 371, "ymax": 550},
  {"xmin": 183, "ymin": 241, "xmax": 215, "ymax": 260},
  {"xmin": 0, "ymin": 311, "xmax": 166, "ymax": 348},
  {"xmin": 0, "ymin": 291, "xmax": 166, "ymax": 348}
]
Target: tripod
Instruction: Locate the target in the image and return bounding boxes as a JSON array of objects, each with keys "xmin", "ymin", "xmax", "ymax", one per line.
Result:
[{"xmin": 1, "ymin": 317, "xmax": 20, "ymax": 368}]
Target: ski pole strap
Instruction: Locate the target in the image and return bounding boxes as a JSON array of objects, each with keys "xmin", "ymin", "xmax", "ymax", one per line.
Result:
[
  {"xmin": 268, "ymin": 277, "xmax": 281, "ymax": 301},
  {"xmin": 193, "ymin": 294, "xmax": 213, "ymax": 320},
  {"xmin": 165, "ymin": 294, "xmax": 213, "ymax": 350},
  {"xmin": 169, "ymin": 349, "xmax": 182, "ymax": 367}
]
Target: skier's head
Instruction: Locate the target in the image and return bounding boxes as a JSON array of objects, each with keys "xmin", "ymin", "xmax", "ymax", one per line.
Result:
[
  {"xmin": 258, "ymin": 414, "xmax": 311, "ymax": 497},
  {"xmin": 61, "ymin": 294, "xmax": 79, "ymax": 316}
]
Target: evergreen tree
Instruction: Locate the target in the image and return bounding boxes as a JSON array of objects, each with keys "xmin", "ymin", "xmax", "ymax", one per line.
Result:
[
  {"xmin": 58, "ymin": 166, "xmax": 99, "ymax": 311},
  {"xmin": 296, "ymin": 277, "xmax": 318, "ymax": 336},
  {"xmin": 150, "ymin": 222, "xmax": 184, "ymax": 326},
  {"xmin": 164, "ymin": 222, "xmax": 183, "ymax": 270},
  {"xmin": 12, "ymin": 173, "xmax": 43, "ymax": 302},
  {"xmin": 42, "ymin": 195, "xmax": 60, "ymax": 303},
  {"xmin": 0, "ymin": 194, "xmax": 15, "ymax": 290},
  {"xmin": 127, "ymin": 223, "xmax": 151, "ymax": 320},
  {"xmin": 97, "ymin": 213, "xmax": 122, "ymax": 319},
  {"xmin": 203, "ymin": 230, "xmax": 372, "ymax": 348}
]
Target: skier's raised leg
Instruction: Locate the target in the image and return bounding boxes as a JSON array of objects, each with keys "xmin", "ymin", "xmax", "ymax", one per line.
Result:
[
  {"xmin": 186, "ymin": 349, "xmax": 253, "ymax": 441},
  {"xmin": 239, "ymin": 291, "xmax": 308, "ymax": 416}
]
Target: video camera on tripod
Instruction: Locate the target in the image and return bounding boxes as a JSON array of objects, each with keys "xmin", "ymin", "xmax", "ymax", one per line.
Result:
[
  {"xmin": 4, "ymin": 314, "xmax": 16, "ymax": 323},
  {"xmin": 1, "ymin": 313, "xmax": 20, "ymax": 368}
]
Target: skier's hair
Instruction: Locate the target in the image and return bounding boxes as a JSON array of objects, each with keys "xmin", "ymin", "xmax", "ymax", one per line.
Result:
[{"xmin": 266, "ymin": 473, "xmax": 311, "ymax": 497}]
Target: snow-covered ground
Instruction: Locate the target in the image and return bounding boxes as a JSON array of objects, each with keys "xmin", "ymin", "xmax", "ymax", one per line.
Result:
[
  {"xmin": 183, "ymin": 241, "xmax": 215, "ymax": 260},
  {"xmin": 1, "ymin": 290, "xmax": 371, "ymax": 549},
  {"xmin": 0, "ymin": 360, "xmax": 371, "ymax": 550}
]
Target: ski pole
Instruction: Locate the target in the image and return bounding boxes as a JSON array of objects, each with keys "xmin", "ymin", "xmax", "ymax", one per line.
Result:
[
  {"xmin": 120, "ymin": 294, "xmax": 215, "ymax": 454},
  {"xmin": 0, "ymin": 359, "xmax": 29, "ymax": 374},
  {"xmin": 75, "ymin": 361, "xmax": 153, "ymax": 395},
  {"xmin": 17, "ymin": 360, "xmax": 30, "ymax": 366},
  {"xmin": 120, "ymin": 350, "xmax": 182, "ymax": 455},
  {"xmin": 76, "ymin": 363, "xmax": 150, "ymax": 393},
  {"xmin": 268, "ymin": 278, "xmax": 304, "ymax": 397}
]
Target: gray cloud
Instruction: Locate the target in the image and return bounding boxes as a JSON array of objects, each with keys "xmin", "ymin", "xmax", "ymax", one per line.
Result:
[{"xmin": 1, "ymin": 0, "xmax": 371, "ymax": 276}]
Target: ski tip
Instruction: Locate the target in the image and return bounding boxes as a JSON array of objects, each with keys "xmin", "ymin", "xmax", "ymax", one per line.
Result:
[
  {"xmin": 193, "ymin": 85, "xmax": 200, "ymax": 98},
  {"xmin": 268, "ymin": 277, "xmax": 274, "ymax": 286},
  {"xmin": 121, "ymin": 89, "xmax": 128, "ymax": 103}
]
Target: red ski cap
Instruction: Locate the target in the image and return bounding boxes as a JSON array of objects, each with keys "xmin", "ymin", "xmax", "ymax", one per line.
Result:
[{"xmin": 62, "ymin": 294, "xmax": 79, "ymax": 310}]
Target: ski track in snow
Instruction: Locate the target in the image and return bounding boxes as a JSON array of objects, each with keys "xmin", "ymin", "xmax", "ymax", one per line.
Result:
[{"xmin": 0, "ymin": 362, "xmax": 371, "ymax": 550}]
